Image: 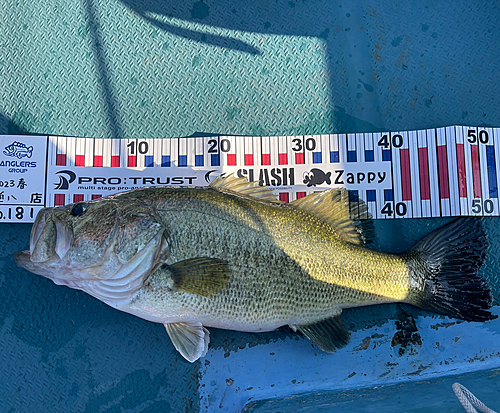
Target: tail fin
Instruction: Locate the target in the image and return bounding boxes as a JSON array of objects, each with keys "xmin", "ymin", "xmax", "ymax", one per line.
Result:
[{"xmin": 406, "ymin": 218, "xmax": 495, "ymax": 322}]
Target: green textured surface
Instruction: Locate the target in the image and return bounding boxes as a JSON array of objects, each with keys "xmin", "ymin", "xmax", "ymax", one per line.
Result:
[
  {"xmin": 2, "ymin": 1, "xmax": 499, "ymax": 139},
  {"xmin": 2, "ymin": 0, "xmax": 500, "ymax": 412}
]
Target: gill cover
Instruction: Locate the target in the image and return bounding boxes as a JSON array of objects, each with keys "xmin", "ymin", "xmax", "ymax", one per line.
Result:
[{"xmin": 112, "ymin": 197, "xmax": 164, "ymax": 264}]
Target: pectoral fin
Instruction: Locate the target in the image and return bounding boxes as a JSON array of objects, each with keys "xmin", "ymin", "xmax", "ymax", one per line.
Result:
[
  {"xmin": 164, "ymin": 322, "xmax": 210, "ymax": 363},
  {"xmin": 164, "ymin": 257, "xmax": 230, "ymax": 297},
  {"xmin": 291, "ymin": 315, "xmax": 350, "ymax": 352}
]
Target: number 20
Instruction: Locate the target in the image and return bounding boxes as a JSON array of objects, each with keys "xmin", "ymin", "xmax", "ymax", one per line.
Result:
[{"xmin": 208, "ymin": 139, "xmax": 231, "ymax": 153}]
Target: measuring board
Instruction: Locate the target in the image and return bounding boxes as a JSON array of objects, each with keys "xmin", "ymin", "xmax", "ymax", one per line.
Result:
[{"xmin": 0, "ymin": 126, "xmax": 498, "ymax": 223}]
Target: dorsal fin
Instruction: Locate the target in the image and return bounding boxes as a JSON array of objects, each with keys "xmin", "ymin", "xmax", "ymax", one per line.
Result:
[
  {"xmin": 290, "ymin": 189, "xmax": 372, "ymax": 245},
  {"xmin": 209, "ymin": 174, "xmax": 281, "ymax": 203}
]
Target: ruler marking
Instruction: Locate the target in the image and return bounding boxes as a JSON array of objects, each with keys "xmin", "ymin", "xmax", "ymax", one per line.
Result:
[
  {"xmin": 330, "ymin": 134, "xmax": 339, "ymax": 163},
  {"xmin": 312, "ymin": 135, "xmax": 322, "ymax": 164},
  {"xmin": 5, "ymin": 127, "xmax": 500, "ymax": 223},
  {"xmin": 437, "ymin": 144, "xmax": 450, "ymax": 198},
  {"xmin": 400, "ymin": 149, "xmax": 411, "ymax": 201},
  {"xmin": 227, "ymin": 136, "xmax": 237, "ymax": 166},
  {"xmin": 193, "ymin": 137, "xmax": 203, "ymax": 167},
  {"xmin": 102, "ymin": 139, "xmax": 111, "ymax": 168},
  {"xmin": 418, "ymin": 147, "xmax": 430, "ymax": 199},
  {"xmin": 432, "ymin": 129, "xmax": 442, "ymax": 217},
  {"xmin": 390, "ymin": 132, "xmax": 402, "ymax": 218},
  {"xmin": 144, "ymin": 138, "xmax": 154, "ymax": 168},
  {"xmin": 244, "ymin": 137, "xmax": 254, "ymax": 166},
  {"xmin": 56, "ymin": 137, "xmax": 67, "ymax": 166},
  {"xmin": 63, "ymin": 137, "xmax": 73, "ymax": 167},
  {"xmin": 446, "ymin": 127, "xmax": 459, "ymax": 217},
  {"xmin": 234, "ymin": 136, "xmax": 243, "ymax": 168},
  {"xmin": 471, "ymin": 143, "xmax": 481, "ymax": 199},
  {"xmin": 75, "ymin": 137, "xmax": 85, "ymax": 167},
  {"xmin": 480, "ymin": 128, "xmax": 497, "ymax": 215},
  {"xmin": 43, "ymin": 136, "xmax": 50, "ymax": 207},
  {"xmin": 94, "ymin": 140, "xmax": 103, "ymax": 167},
  {"xmin": 400, "ymin": 132, "xmax": 412, "ymax": 217},
  {"xmin": 347, "ymin": 134, "xmax": 356, "ymax": 162},
  {"xmin": 320, "ymin": 134, "xmax": 328, "ymax": 166},
  {"xmin": 286, "ymin": 135, "xmax": 295, "ymax": 168},
  {"xmin": 417, "ymin": 130, "xmax": 430, "ymax": 216},
  {"xmin": 170, "ymin": 138, "xmax": 179, "ymax": 168},
  {"xmin": 374, "ymin": 133, "xmax": 387, "ymax": 219},
  {"xmin": 111, "ymin": 139, "xmax": 120, "ymax": 167},
  {"xmin": 84, "ymin": 137, "xmax": 94, "ymax": 167},
  {"xmin": 425, "ymin": 129, "xmax": 439, "ymax": 217},
  {"xmin": 356, "ymin": 133, "xmax": 366, "ymax": 215},
  {"xmin": 341, "ymin": 134, "xmax": 348, "ymax": 164},
  {"xmin": 153, "ymin": 139, "xmax": 161, "ymax": 169},
  {"xmin": 492, "ymin": 129, "xmax": 500, "ymax": 203},
  {"xmin": 278, "ymin": 136, "xmax": 287, "ymax": 165},
  {"xmin": 486, "ymin": 145, "xmax": 497, "ymax": 197},
  {"xmin": 178, "ymin": 137, "xmax": 188, "ymax": 167},
  {"xmin": 162, "ymin": 139, "xmax": 171, "ymax": 167},
  {"xmin": 374, "ymin": 132, "xmax": 388, "ymax": 219},
  {"xmin": 463, "ymin": 126, "xmax": 475, "ymax": 215},
  {"xmin": 261, "ymin": 136, "xmax": 271, "ymax": 166},
  {"xmin": 127, "ymin": 139, "xmax": 136, "ymax": 167},
  {"xmin": 364, "ymin": 133, "xmax": 374, "ymax": 162},
  {"xmin": 54, "ymin": 193, "xmax": 64, "ymax": 206},
  {"xmin": 492, "ymin": 129, "xmax": 500, "ymax": 215},
  {"xmin": 437, "ymin": 128, "xmax": 451, "ymax": 216},
  {"xmin": 294, "ymin": 136, "xmax": 304, "ymax": 165},
  {"xmin": 456, "ymin": 127, "xmax": 468, "ymax": 215},
  {"xmin": 408, "ymin": 131, "xmax": 420, "ymax": 218},
  {"xmin": 208, "ymin": 136, "xmax": 220, "ymax": 167},
  {"xmin": 457, "ymin": 145, "xmax": 467, "ymax": 198}
]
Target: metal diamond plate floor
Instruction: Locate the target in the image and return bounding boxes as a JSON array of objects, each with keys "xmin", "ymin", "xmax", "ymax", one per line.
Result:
[{"xmin": 1, "ymin": 0, "xmax": 500, "ymax": 411}]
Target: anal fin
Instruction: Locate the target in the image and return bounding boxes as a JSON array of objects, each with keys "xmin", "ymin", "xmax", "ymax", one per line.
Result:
[
  {"xmin": 164, "ymin": 322, "xmax": 210, "ymax": 363},
  {"xmin": 291, "ymin": 314, "xmax": 350, "ymax": 352}
]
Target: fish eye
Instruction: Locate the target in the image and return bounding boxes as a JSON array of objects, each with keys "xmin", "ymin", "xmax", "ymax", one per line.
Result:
[{"xmin": 70, "ymin": 203, "xmax": 89, "ymax": 217}]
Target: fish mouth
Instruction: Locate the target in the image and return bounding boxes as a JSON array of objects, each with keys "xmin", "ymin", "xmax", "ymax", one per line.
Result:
[
  {"xmin": 26, "ymin": 208, "xmax": 74, "ymax": 264},
  {"xmin": 13, "ymin": 250, "xmax": 32, "ymax": 267}
]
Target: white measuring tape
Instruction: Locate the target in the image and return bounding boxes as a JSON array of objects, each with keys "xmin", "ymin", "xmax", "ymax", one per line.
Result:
[{"xmin": 0, "ymin": 126, "xmax": 498, "ymax": 223}]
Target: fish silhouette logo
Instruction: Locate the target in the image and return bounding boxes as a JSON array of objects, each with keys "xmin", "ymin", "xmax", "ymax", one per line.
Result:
[
  {"xmin": 55, "ymin": 170, "xmax": 77, "ymax": 190},
  {"xmin": 303, "ymin": 168, "xmax": 332, "ymax": 187},
  {"xmin": 3, "ymin": 141, "xmax": 33, "ymax": 159}
]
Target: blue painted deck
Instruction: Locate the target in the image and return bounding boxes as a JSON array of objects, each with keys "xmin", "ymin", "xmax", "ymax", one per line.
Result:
[
  {"xmin": 198, "ymin": 218, "xmax": 500, "ymax": 411},
  {"xmin": 1, "ymin": 0, "xmax": 500, "ymax": 411}
]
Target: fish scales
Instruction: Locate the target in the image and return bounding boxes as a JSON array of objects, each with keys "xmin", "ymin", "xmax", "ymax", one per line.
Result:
[
  {"xmin": 129, "ymin": 186, "xmax": 409, "ymax": 330},
  {"xmin": 14, "ymin": 175, "xmax": 495, "ymax": 362}
]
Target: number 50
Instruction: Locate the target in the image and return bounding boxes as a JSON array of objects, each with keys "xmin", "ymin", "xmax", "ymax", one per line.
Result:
[{"xmin": 472, "ymin": 199, "xmax": 494, "ymax": 214}]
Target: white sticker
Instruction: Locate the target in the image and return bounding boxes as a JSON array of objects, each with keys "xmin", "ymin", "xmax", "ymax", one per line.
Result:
[
  {"xmin": 2, "ymin": 127, "xmax": 500, "ymax": 223},
  {"xmin": 0, "ymin": 136, "xmax": 48, "ymax": 222}
]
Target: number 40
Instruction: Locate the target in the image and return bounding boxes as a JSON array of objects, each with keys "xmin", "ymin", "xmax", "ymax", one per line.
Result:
[{"xmin": 381, "ymin": 202, "xmax": 407, "ymax": 217}]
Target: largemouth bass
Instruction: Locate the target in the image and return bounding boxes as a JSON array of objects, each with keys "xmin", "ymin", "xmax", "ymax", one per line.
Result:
[{"xmin": 13, "ymin": 175, "xmax": 495, "ymax": 362}]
